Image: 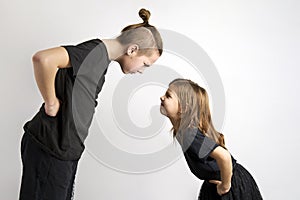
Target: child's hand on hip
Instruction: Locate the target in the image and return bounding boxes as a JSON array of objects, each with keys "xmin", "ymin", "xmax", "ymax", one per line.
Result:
[{"xmin": 209, "ymin": 180, "xmax": 231, "ymax": 196}]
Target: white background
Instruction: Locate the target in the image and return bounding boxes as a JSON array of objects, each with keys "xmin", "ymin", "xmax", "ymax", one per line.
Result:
[{"xmin": 1, "ymin": 0, "xmax": 299, "ymax": 199}]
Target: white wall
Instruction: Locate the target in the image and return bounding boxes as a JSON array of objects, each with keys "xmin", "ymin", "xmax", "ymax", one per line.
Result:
[{"xmin": 1, "ymin": 0, "xmax": 299, "ymax": 199}]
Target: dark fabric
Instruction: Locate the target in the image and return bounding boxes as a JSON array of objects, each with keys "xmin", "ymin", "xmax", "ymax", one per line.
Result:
[
  {"xmin": 178, "ymin": 128, "xmax": 236, "ymax": 180},
  {"xmin": 23, "ymin": 39, "xmax": 110, "ymax": 160},
  {"xmin": 198, "ymin": 163, "xmax": 263, "ymax": 200},
  {"xmin": 63, "ymin": 39, "xmax": 103, "ymax": 77},
  {"xmin": 178, "ymin": 129, "xmax": 262, "ymax": 199},
  {"xmin": 19, "ymin": 132, "xmax": 78, "ymax": 200}
]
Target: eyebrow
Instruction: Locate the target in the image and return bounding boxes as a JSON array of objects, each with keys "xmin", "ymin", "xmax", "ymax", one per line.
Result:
[{"xmin": 166, "ymin": 91, "xmax": 172, "ymax": 96}]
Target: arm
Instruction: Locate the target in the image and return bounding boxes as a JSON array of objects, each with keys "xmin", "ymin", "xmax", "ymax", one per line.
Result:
[
  {"xmin": 32, "ymin": 47, "xmax": 70, "ymax": 116},
  {"xmin": 209, "ymin": 146, "xmax": 233, "ymax": 195}
]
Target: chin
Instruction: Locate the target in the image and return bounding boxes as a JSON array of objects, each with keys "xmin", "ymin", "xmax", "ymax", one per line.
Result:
[
  {"xmin": 120, "ymin": 68, "xmax": 128, "ymax": 74},
  {"xmin": 160, "ymin": 106, "xmax": 167, "ymax": 116},
  {"xmin": 119, "ymin": 64, "xmax": 128, "ymax": 74}
]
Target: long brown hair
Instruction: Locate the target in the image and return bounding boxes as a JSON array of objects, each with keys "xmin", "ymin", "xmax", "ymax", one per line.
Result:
[
  {"xmin": 169, "ymin": 78, "xmax": 226, "ymax": 148},
  {"xmin": 117, "ymin": 8, "xmax": 163, "ymax": 56}
]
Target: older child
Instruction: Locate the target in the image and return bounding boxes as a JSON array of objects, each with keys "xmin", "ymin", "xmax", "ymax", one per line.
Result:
[
  {"xmin": 160, "ymin": 78, "xmax": 263, "ymax": 199},
  {"xmin": 20, "ymin": 8, "xmax": 163, "ymax": 200}
]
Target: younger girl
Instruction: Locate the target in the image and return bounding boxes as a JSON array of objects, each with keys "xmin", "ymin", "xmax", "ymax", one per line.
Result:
[{"xmin": 160, "ymin": 78, "xmax": 263, "ymax": 200}]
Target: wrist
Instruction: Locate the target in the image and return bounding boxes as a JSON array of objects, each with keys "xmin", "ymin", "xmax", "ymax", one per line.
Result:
[
  {"xmin": 220, "ymin": 182, "xmax": 231, "ymax": 191},
  {"xmin": 45, "ymin": 97, "xmax": 59, "ymax": 106}
]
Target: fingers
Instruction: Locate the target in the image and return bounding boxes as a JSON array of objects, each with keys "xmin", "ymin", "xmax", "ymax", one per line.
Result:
[
  {"xmin": 209, "ymin": 180, "xmax": 231, "ymax": 196},
  {"xmin": 218, "ymin": 183, "xmax": 231, "ymax": 196},
  {"xmin": 209, "ymin": 180, "xmax": 221, "ymax": 185},
  {"xmin": 45, "ymin": 106, "xmax": 58, "ymax": 116},
  {"xmin": 44, "ymin": 98, "xmax": 60, "ymax": 116}
]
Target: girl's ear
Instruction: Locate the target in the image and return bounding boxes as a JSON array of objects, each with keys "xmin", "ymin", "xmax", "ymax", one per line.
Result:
[{"xmin": 127, "ymin": 44, "xmax": 139, "ymax": 56}]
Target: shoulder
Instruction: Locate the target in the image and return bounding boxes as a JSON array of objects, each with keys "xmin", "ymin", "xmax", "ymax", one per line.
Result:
[
  {"xmin": 178, "ymin": 128, "xmax": 201, "ymax": 151},
  {"xmin": 62, "ymin": 38, "xmax": 102, "ymax": 52},
  {"xmin": 180, "ymin": 128, "xmax": 205, "ymax": 144},
  {"xmin": 179, "ymin": 128, "xmax": 219, "ymax": 159},
  {"xmin": 61, "ymin": 38, "xmax": 108, "ymax": 70}
]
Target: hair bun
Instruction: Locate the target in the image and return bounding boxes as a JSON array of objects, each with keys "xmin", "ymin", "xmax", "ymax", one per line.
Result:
[{"xmin": 139, "ymin": 8, "xmax": 151, "ymax": 24}]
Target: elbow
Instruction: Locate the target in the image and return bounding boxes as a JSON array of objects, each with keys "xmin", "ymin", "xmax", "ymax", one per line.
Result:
[{"xmin": 32, "ymin": 51, "xmax": 49, "ymax": 66}]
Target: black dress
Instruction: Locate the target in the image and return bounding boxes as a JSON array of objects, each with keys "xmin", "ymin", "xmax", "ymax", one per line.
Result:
[{"xmin": 177, "ymin": 128, "xmax": 263, "ymax": 200}]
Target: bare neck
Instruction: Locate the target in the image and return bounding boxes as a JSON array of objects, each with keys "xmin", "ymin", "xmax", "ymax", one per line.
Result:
[
  {"xmin": 102, "ymin": 39, "xmax": 125, "ymax": 61},
  {"xmin": 169, "ymin": 117, "xmax": 178, "ymax": 127}
]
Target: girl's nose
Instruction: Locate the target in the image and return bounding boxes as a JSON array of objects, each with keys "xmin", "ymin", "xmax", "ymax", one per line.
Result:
[{"xmin": 160, "ymin": 96, "xmax": 164, "ymax": 101}]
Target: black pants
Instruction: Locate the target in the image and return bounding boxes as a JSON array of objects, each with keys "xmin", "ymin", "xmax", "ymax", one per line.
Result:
[{"xmin": 19, "ymin": 132, "xmax": 78, "ymax": 200}]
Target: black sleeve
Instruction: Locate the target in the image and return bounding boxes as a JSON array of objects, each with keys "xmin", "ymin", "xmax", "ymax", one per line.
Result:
[
  {"xmin": 183, "ymin": 129, "xmax": 219, "ymax": 161},
  {"xmin": 62, "ymin": 39, "xmax": 101, "ymax": 76}
]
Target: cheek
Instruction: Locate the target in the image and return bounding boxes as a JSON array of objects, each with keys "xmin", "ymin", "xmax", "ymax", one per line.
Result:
[
  {"xmin": 119, "ymin": 56, "xmax": 133, "ymax": 72},
  {"xmin": 124, "ymin": 57, "xmax": 139, "ymax": 69},
  {"xmin": 160, "ymin": 103, "xmax": 173, "ymax": 115},
  {"xmin": 132, "ymin": 58, "xmax": 143, "ymax": 67},
  {"xmin": 170, "ymin": 103, "xmax": 179, "ymax": 115}
]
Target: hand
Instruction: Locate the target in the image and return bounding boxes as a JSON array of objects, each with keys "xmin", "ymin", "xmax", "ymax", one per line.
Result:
[
  {"xmin": 44, "ymin": 98, "xmax": 60, "ymax": 117},
  {"xmin": 209, "ymin": 180, "xmax": 231, "ymax": 196}
]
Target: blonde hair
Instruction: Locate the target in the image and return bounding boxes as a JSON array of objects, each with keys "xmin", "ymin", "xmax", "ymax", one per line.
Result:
[
  {"xmin": 169, "ymin": 78, "xmax": 226, "ymax": 148},
  {"xmin": 117, "ymin": 8, "xmax": 163, "ymax": 56}
]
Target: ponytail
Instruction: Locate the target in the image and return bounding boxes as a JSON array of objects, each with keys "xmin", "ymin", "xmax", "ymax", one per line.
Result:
[
  {"xmin": 118, "ymin": 8, "xmax": 163, "ymax": 56},
  {"xmin": 122, "ymin": 8, "xmax": 151, "ymax": 32}
]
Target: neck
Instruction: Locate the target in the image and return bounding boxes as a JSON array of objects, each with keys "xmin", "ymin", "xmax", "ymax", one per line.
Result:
[
  {"xmin": 102, "ymin": 39, "xmax": 125, "ymax": 61},
  {"xmin": 169, "ymin": 117, "xmax": 178, "ymax": 127},
  {"xmin": 170, "ymin": 117, "xmax": 180, "ymax": 137}
]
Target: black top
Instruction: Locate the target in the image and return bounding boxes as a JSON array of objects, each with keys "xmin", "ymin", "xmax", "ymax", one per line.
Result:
[
  {"xmin": 178, "ymin": 128, "xmax": 236, "ymax": 180},
  {"xmin": 23, "ymin": 39, "xmax": 111, "ymax": 160}
]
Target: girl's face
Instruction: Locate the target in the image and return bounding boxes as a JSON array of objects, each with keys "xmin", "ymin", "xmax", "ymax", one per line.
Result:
[
  {"xmin": 160, "ymin": 88, "xmax": 180, "ymax": 119},
  {"xmin": 117, "ymin": 45, "xmax": 160, "ymax": 74}
]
